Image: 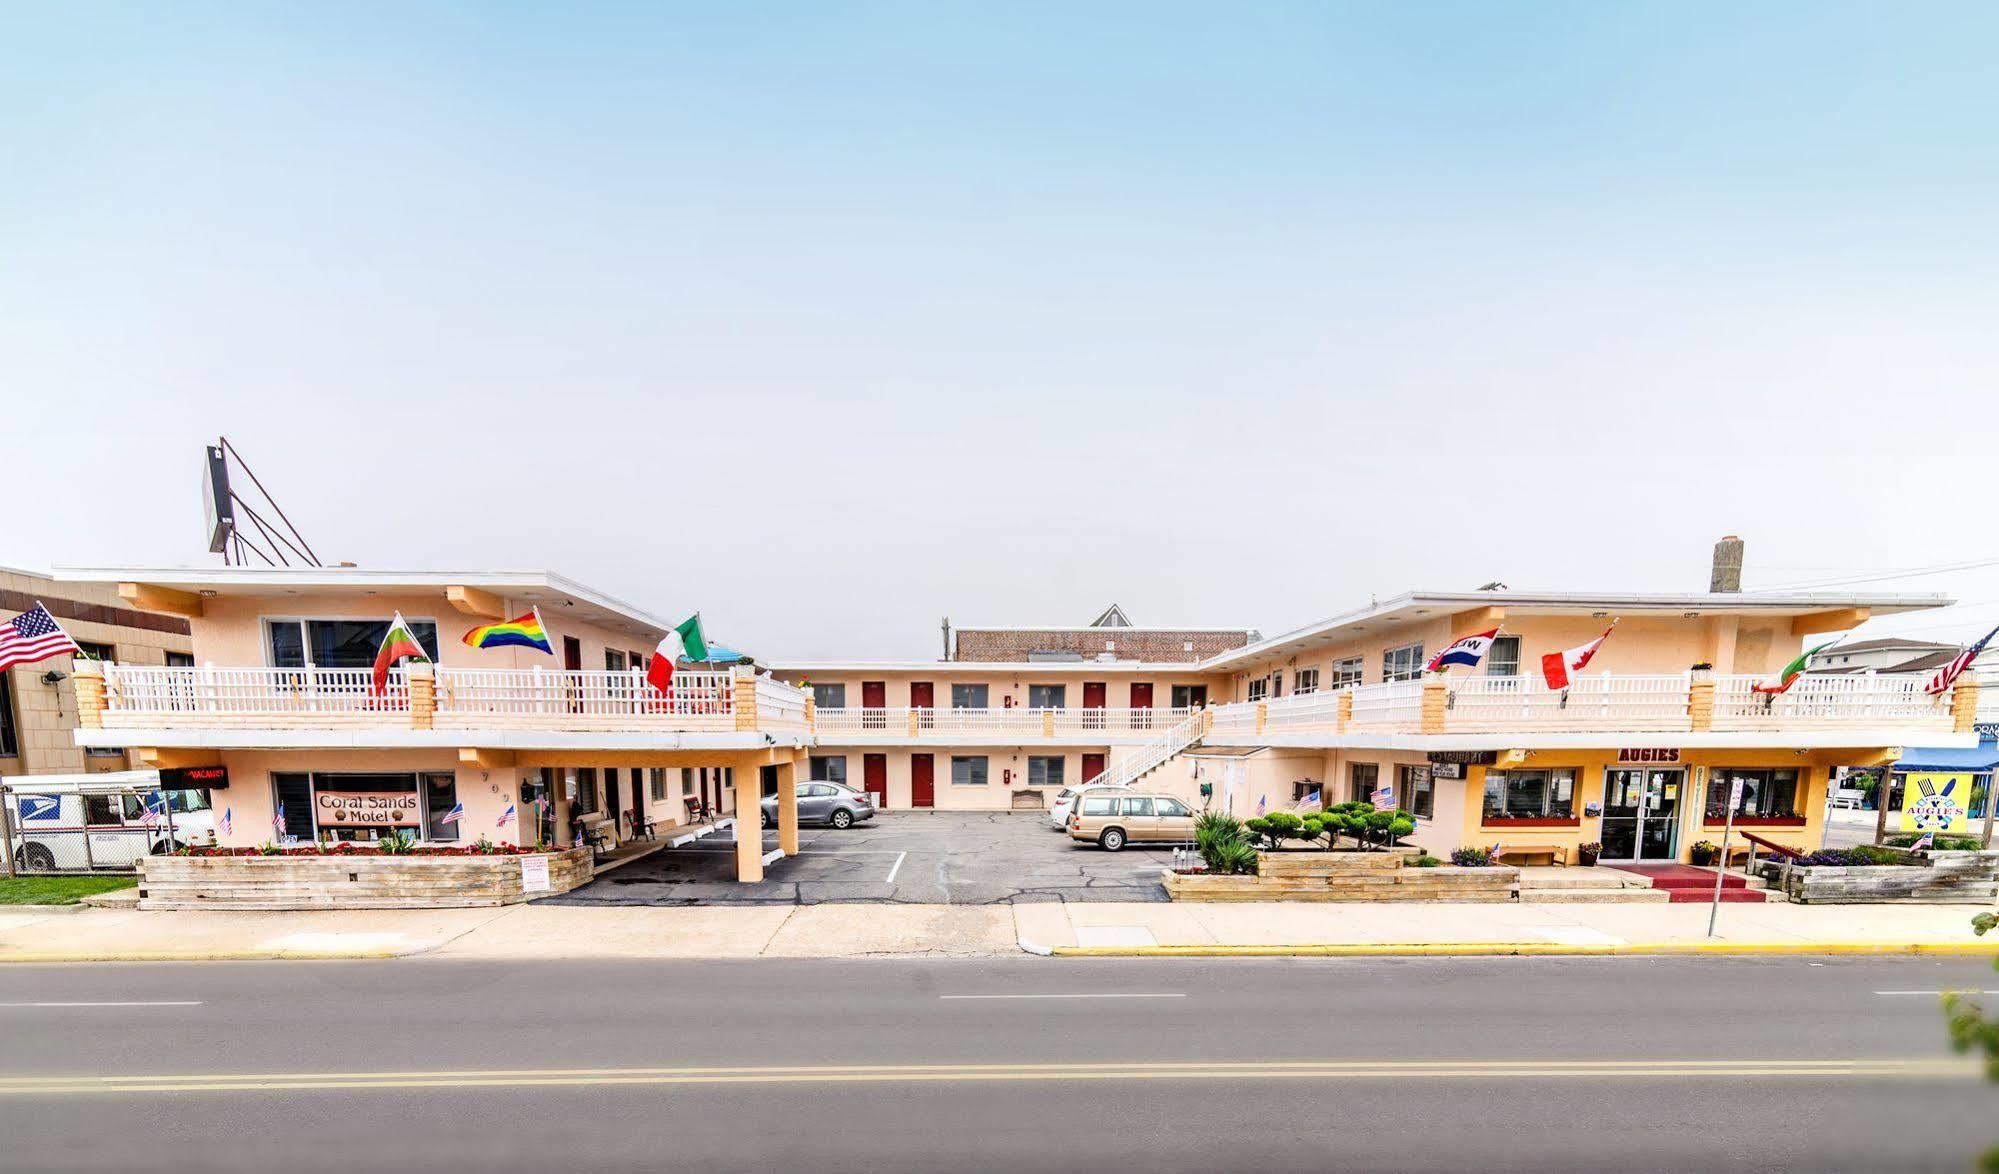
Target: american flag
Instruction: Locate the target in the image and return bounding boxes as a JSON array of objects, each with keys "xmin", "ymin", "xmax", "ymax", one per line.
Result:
[
  {"xmin": 273, "ymin": 802, "xmax": 287, "ymax": 837},
  {"xmin": 440, "ymin": 802, "xmax": 463, "ymax": 826},
  {"xmin": 1911, "ymin": 831, "xmax": 1935, "ymax": 852},
  {"xmin": 496, "ymin": 803, "xmax": 516, "ymax": 828},
  {"xmin": 219, "ymin": 807, "xmax": 232, "ymax": 836},
  {"xmin": 1926, "ymin": 624, "xmax": 1999, "ymax": 696},
  {"xmin": 0, "ymin": 604, "xmax": 79, "ymax": 673},
  {"xmin": 139, "ymin": 796, "xmax": 164, "ymax": 828}
]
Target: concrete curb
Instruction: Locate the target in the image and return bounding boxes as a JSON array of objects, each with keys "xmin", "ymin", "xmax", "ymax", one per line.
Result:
[
  {"xmin": 1047, "ymin": 941, "xmax": 1999, "ymax": 958},
  {"xmin": 0, "ymin": 949, "xmax": 406, "ymax": 964},
  {"xmin": 0, "ymin": 904, "xmax": 90, "ymax": 916}
]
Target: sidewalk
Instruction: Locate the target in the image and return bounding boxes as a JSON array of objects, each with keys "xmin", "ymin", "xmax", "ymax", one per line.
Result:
[{"xmin": 0, "ymin": 899, "xmax": 1993, "ymax": 963}]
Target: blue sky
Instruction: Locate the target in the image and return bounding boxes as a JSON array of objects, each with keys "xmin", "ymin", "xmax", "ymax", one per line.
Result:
[{"xmin": 3, "ymin": 3, "xmax": 1996, "ymax": 656}]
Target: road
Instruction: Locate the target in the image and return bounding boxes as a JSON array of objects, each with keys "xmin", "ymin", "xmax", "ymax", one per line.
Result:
[{"xmin": 0, "ymin": 955, "xmax": 1993, "ymax": 1172}]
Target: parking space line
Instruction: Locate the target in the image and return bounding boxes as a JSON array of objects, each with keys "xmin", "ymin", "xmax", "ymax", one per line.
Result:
[
  {"xmin": 0, "ymin": 1001, "xmax": 203, "ymax": 1008},
  {"xmin": 885, "ymin": 852, "xmax": 906, "ymax": 884},
  {"xmin": 939, "ymin": 993, "xmax": 1186, "ymax": 1001}
]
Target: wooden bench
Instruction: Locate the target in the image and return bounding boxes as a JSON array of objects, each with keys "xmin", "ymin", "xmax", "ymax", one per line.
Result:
[{"xmin": 1492, "ymin": 845, "xmax": 1564, "ymax": 866}]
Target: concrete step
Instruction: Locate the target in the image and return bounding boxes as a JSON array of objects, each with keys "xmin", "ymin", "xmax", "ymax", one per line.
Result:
[
  {"xmin": 1518, "ymin": 870, "xmax": 1652, "ymax": 891},
  {"xmin": 80, "ymin": 887, "xmax": 141, "ymax": 909}
]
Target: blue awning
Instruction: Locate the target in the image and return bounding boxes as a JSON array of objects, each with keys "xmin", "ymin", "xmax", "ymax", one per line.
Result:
[{"xmin": 1894, "ymin": 743, "xmax": 1999, "ymax": 774}]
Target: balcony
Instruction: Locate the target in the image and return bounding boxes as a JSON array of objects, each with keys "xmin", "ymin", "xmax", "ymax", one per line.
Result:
[
  {"xmin": 1207, "ymin": 672, "xmax": 1975, "ymax": 745},
  {"xmin": 77, "ymin": 663, "xmax": 811, "ymax": 741},
  {"xmin": 811, "ymin": 706, "xmax": 1197, "ymax": 744}
]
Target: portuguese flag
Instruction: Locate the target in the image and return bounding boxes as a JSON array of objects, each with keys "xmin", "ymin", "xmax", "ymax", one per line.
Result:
[
  {"xmin": 373, "ymin": 611, "xmax": 431, "ymax": 693},
  {"xmin": 647, "ymin": 613, "xmax": 709, "ymax": 694},
  {"xmin": 1753, "ymin": 639, "xmax": 1838, "ymax": 695}
]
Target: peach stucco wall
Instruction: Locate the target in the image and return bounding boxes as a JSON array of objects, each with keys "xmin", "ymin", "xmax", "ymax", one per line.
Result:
[{"xmin": 774, "ymin": 668, "xmax": 1225, "ymax": 710}]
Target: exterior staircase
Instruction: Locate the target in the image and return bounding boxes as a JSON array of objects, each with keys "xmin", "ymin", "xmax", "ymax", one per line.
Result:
[
  {"xmin": 1097, "ymin": 712, "xmax": 1206, "ymax": 789},
  {"xmin": 1611, "ymin": 863, "xmax": 1772, "ymax": 903}
]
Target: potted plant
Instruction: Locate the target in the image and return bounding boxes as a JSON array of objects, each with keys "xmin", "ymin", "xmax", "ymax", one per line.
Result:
[
  {"xmin": 1577, "ymin": 841, "xmax": 1601, "ymax": 867},
  {"xmin": 1689, "ymin": 840, "xmax": 1720, "ymax": 866}
]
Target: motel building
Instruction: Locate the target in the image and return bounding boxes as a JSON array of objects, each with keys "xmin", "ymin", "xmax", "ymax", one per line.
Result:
[{"xmin": 51, "ymin": 553, "xmax": 1989, "ymax": 888}]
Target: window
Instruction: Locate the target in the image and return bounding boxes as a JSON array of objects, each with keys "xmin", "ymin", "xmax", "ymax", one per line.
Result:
[
  {"xmin": 1170, "ymin": 685, "xmax": 1208, "ymax": 708},
  {"xmin": 682, "ymin": 768, "xmax": 696, "ymax": 797},
  {"xmin": 1482, "ymin": 769, "xmax": 1577, "ymax": 819},
  {"xmin": 812, "ymin": 683, "xmax": 847, "ymax": 710},
  {"xmin": 423, "ymin": 772, "xmax": 460, "ymax": 841},
  {"xmin": 1383, "ymin": 644, "xmax": 1426, "ymax": 683},
  {"xmin": 1706, "ymin": 769, "xmax": 1801, "ymax": 820},
  {"xmin": 1400, "ymin": 764, "xmax": 1434, "ymax": 819},
  {"xmin": 810, "ymin": 755, "xmax": 849, "ymax": 786},
  {"xmin": 1028, "ymin": 684, "xmax": 1066, "ymax": 709},
  {"xmin": 265, "ymin": 619, "xmax": 439, "ymax": 668},
  {"xmin": 272, "ymin": 773, "xmax": 314, "ymax": 840},
  {"xmin": 649, "ymin": 769, "xmax": 668, "ymax": 803},
  {"xmin": 951, "ymin": 756, "xmax": 988, "ymax": 786},
  {"xmin": 74, "ymin": 641, "xmax": 115, "ymax": 662},
  {"xmin": 1294, "ymin": 668, "xmax": 1320, "ymax": 695},
  {"xmin": 1155, "ymin": 797, "xmax": 1191, "ymax": 817},
  {"xmin": 1028, "ymin": 756, "xmax": 1065, "ymax": 788},
  {"xmin": 165, "ymin": 651, "xmax": 196, "ymax": 667},
  {"xmin": 84, "ymin": 794, "xmax": 120, "ymax": 825},
  {"xmin": 0, "ymin": 673, "xmax": 17, "ymax": 757},
  {"xmin": 1349, "ymin": 762, "xmax": 1379, "ymax": 804},
  {"xmin": 1122, "ymin": 797, "xmax": 1155, "ymax": 817},
  {"xmin": 605, "ymin": 649, "xmax": 626, "ymax": 672},
  {"xmin": 1487, "ymin": 637, "xmax": 1521, "ymax": 677},
  {"xmin": 1271, "ymin": 670, "xmax": 1284, "ymax": 698},
  {"xmin": 574, "ymin": 768, "xmax": 599, "ymax": 816},
  {"xmin": 951, "ymin": 684, "xmax": 989, "ymax": 709},
  {"xmin": 1247, "ymin": 677, "xmax": 1269, "ymax": 702},
  {"xmin": 1331, "ymin": 657, "xmax": 1364, "ymax": 688},
  {"xmin": 627, "ymin": 650, "xmax": 646, "ymax": 671},
  {"xmin": 1079, "ymin": 794, "xmax": 1118, "ymax": 817}
]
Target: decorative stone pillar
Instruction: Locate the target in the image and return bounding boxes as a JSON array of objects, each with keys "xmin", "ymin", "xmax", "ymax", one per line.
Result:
[
  {"xmin": 805, "ymin": 694, "xmax": 817, "ymax": 731},
  {"xmin": 1953, "ymin": 676, "xmax": 1981, "ymax": 734},
  {"xmin": 1420, "ymin": 677, "xmax": 1449, "ymax": 734},
  {"xmin": 407, "ymin": 662, "xmax": 436, "ymax": 730},
  {"xmin": 1688, "ymin": 671, "xmax": 1715, "ymax": 732},
  {"xmin": 731, "ymin": 666, "xmax": 758, "ymax": 732},
  {"xmin": 72, "ymin": 659, "xmax": 107, "ymax": 729},
  {"xmin": 908, "ymin": 710, "xmax": 921, "ymax": 737},
  {"xmin": 1042, "ymin": 709, "xmax": 1055, "ymax": 738},
  {"xmin": 1337, "ymin": 691, "xmax": 1354, "ymax": 734},
  {"xmin": 1255, "ymin": 702, "xmax": 1267, "ymax": 735}
]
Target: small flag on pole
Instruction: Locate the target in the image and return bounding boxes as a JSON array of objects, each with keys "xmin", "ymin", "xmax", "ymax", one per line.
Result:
[
  {"xmin": 1424, "ymin": 628, "xmax": 1501, "ymax": 674},
  {"xmin": 1925, "ymin": 625, "xmax": 1999, "ymax": 696},
  {"xmin": 440, "ymin": 803, "xmax": 464, "ymax": 826},
  {"xmin": 273, "ymin": 802, "xmax": 287, "ymax": 838},
  {"xmin": 1255, "ymin": 794, "xmax": 1267, "ymax": 816},
  {"xmin": 1755, "ymin": 640, "xmax": 1839, "ymax": 695},
  {"xmin": 1911, "ymin": 831, "xmax": 1935, "ymax": 852},
  {"xmin": 648, "ymin": 613, "xmax": 711, "ymax": 695},
  {"xmin": 1542, "ymin": 621, "xmax": 1616, "ymax": 689},
  {"xmin": 462, "ymin": 609, "xmax": 554, "ymax": 655},
  {"xmin": 371, "ymin": 612, "xmax": 431, "ymax": 694},
  {"xmin": 220, "ymin": 807, "xmax": 232, "ymax": 837},
  {"xmin": 497, "ymin": 803, "xmax": 517, "ymax": 828}
]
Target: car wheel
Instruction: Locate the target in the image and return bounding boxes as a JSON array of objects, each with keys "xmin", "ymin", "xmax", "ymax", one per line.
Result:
[
  {"xmin": 1099, "ymin": 827, "xmax": 1126, "ymax": 852},
  {"xmin": 760, "ymin": 809, "xmax": 774, "ymax": 830},
  {"xmin": 830, "ymin": 809, "xmax": 854, "ymax": 830},
  {"xmin": 16, "ymin": 843, "xmax": 56, "ymax": 871}
]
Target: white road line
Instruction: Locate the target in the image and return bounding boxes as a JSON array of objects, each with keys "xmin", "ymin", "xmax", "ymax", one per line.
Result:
[
  {"xmin": 885, "ymin": 851, "xmax": 906, "ymax": 884},
  {"xmin": 1875, "ymin": 990, "xmax": 1999, "ymax": 996},
  {"xmin": 938, "ymin": 993, "xmax": 1187, "ymax": 1001},
  {"xmin": 0, "ymin": 1001, "xmax": 203, "ymax": 1008}
]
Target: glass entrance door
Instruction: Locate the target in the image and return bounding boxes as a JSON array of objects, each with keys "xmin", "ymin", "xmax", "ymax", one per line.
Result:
[{"xmin": 1600, "ymin": 769, "xmax": 1684, "ymax": 861}]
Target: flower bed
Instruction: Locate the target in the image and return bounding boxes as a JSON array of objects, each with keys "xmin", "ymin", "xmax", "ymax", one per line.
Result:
[
  {"xmin": 1764, "ymin": 849, "xmax": 1999, "ymax": 905},
  {"xmin": 1164, "ymin": 850, "xmax": 1517, "ymax": 903},
  {"xmin": 176, "ymin": 842, "xmax": 549, "ymax": 858},
  {"xmin": 137, "ymin": 845, "xmax": 594, "ymax": 910}
]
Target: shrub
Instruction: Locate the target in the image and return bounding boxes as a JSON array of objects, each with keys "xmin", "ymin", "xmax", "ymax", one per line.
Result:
[
  {"xmin": 1194, "ymin": 812, "xmax": 1252, "ymax": 872},
  {"xmin": 1801, "ymin": 846, "xmax": 1919, "ymax": 867},
  {"xmin": 1451, "ymin": 846, "xmax": 1495, "ymax": 867},
  {"xmin": 1688, "ymin": 841, "xmax": 1720, "ymax": 866},
  {"xmin": 1246, "ymin": 810, "xmax": 1308, "ymax": 850},
  {"xmin": 1411, "ymin": 854, "xmax": 1442, "ymax": 868},
  {"xmin": 1208, "ymin": 838, "xmax": 1261, "ymax": 876}
]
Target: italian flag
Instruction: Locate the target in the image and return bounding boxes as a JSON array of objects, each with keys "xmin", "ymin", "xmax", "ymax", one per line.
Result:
[
  {"xmin": 372, "ymin": 612, "xmax": 430, "ymax": 693},
  {"xmin": 647, "ymin": 613, "xmax": 710, "ymax": 694},
  {"xmin": 1754, "ymin": 639, "xmax": 1837, "ymax": 695}
]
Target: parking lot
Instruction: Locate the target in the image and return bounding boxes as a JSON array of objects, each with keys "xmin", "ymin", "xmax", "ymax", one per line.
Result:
[{"xmin": 549, "ymin": 811, "xmax": 1177, "ymax": 906}]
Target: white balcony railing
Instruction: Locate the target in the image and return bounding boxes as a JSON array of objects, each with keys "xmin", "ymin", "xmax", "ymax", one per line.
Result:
[
  {"xmin": 810, "ymin": 707, "xmax": 1195, "ymax": 740},
  {"xmin": 434, "ymin": 667, "xmax": 736, "ymax": 731},
  {"xmin": 754, "ymin": 676, "xmax": 811, "ymax": 732},
  {"xmin": 101, "ymin": 664, "xmax": 409, "ymax": 725},
  {"xmin": 1711, "ymin": 673, "xmax": 1954, "ymax": 732},
  {"xmin": 1203, "ymin": 672, "xmax": 1960, "ymax": 740}
]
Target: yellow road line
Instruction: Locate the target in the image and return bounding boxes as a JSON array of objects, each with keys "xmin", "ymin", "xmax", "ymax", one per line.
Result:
[
  {"xmin": 1048, "ymin": 942, "xmax": 1999, "ymax": 958},
  {"xmin": 0, "ymin": 1057, "xmax": 1973, "ymax": 1096}
]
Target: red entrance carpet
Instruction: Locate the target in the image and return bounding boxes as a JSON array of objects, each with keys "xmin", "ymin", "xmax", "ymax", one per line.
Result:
[{"xmin": 1613, "ymin": 863, "xmax": 1769, "ymax": 903}]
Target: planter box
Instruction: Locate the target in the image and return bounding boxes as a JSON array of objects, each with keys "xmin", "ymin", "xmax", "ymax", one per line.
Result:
[
  {"xmin": 1165, "ymin": 852, "xmax": 1518, "ymax": 903},
  {"xmin": 1771, "ymin": 851, "xmax": 1999, "ymax": 905},
  {"xmin": 136, "ymin": 848, "xmax": 594, "ymax": 910}
]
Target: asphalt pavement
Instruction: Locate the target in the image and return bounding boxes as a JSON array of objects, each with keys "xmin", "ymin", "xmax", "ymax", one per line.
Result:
[
  {"xmin": 553, "ymin": 810, "xmax": 1179, "ymax": 905},
  {"xmin": 0, "ymin": 954, "xmax": 1993, "ymax": 1171}
]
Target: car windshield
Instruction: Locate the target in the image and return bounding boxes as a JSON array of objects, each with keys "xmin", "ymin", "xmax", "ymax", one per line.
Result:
[{"xmin": 1056, "ymin": 789, "xmax": 1077, "ymax": 801}]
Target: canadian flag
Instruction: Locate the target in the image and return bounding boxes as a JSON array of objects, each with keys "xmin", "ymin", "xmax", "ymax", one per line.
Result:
[{"xmin": 1541, "ymin": 623, "xmax": 1615, "ymax": 690}]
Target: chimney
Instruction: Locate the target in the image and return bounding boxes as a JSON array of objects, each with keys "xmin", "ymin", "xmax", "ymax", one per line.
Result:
[{"xmin": 1710, "ymin": 535, "xmax": 1744, "ymax": 593}]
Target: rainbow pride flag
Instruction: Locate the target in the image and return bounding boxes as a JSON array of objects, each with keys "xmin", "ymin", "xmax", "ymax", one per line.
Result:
[{"xmin": 462, "ymin": 608, "xmax": 553, "ymax": 655}]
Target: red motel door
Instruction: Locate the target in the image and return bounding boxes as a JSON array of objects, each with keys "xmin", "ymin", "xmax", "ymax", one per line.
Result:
[
  {"xmin": 910, "ymin": 755, "xmax": 935, "ymax": 808},
  {"xmin": 910, "ymin": 681, "xmax": 934, "ymax": 729},
  {"xmin": 862, "ymin": 681, "xmax": 887, "ymax": 729},
  {"xmin": 1129, "ymin": 682, "xmax": 1154, "ymax": 729},
  {"xmin": 864, "ymin": 754, "xmax": 888, "ymax": 807},
  {"xmin": 1083, "ymin": 682, "xmax": 1107, "ymax": 709},
  {"xmin": 1082, "ymin": 753, "xmax": 1107, "ymax": 784}
]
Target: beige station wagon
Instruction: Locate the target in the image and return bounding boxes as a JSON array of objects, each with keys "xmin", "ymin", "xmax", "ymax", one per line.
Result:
[{"xmin": 1066, "ymin": 791, "xmax": 1197, "ymax": 851}]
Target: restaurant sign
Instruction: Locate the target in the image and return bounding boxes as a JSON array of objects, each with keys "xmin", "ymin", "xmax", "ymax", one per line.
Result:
[
  {"xmin": 315, "ymin": 790, "xmax": 421, "ymax": 828},
  {"xmin": 1617, "ymin": 748, "xmax": 1680, "ymax": 764}
]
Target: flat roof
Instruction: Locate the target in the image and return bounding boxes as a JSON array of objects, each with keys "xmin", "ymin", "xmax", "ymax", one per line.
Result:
[
  {"xmin": 1198, "ymin": 588, "xmax": 1956, "ymax": 674},
  {"xmin": 54, "ymin": 566, "xmax": 675, "ymax": 642}
]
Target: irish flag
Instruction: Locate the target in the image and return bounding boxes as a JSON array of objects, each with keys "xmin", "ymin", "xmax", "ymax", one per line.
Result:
[
  {"xmin": 372, "ymin": 612, "xmax": 431, "ymax": 693},
  {"xmin": 1754, "ymin": 639, "xmax": 1837, "ymax": 695},
  {"xmin": 647, "ymin": 613, "xmax": 710, "ymax": 694}
]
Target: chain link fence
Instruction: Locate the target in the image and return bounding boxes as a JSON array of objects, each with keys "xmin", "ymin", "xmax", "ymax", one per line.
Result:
[{"xmin": 2, "ymin": 777, "xmax": 210, "ymax": 875}]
